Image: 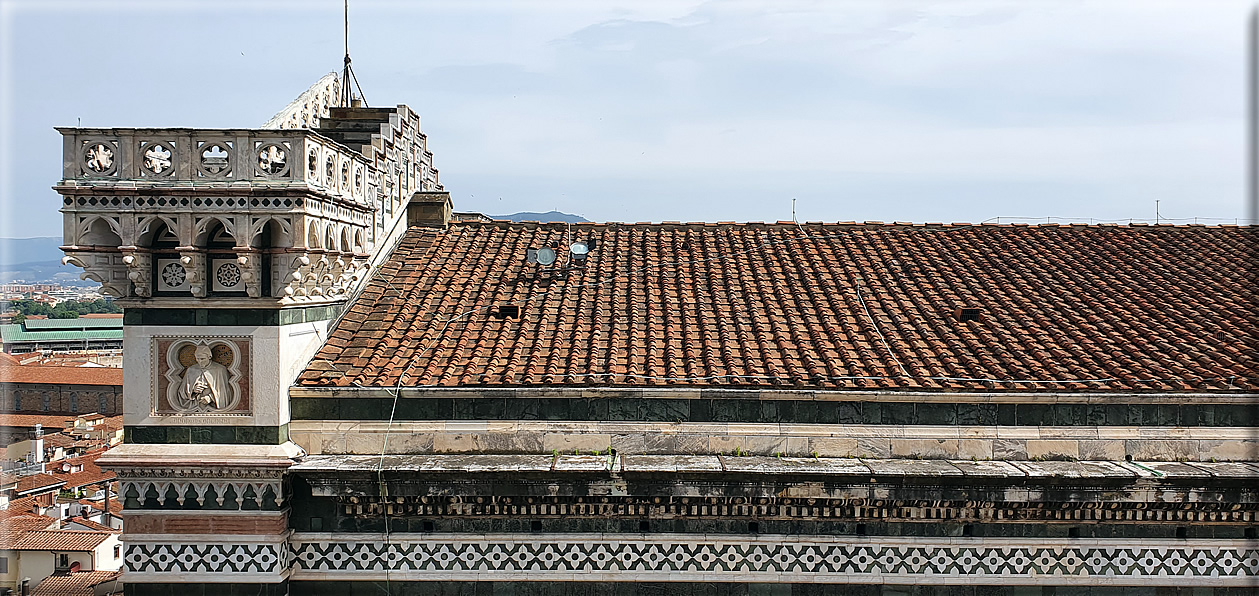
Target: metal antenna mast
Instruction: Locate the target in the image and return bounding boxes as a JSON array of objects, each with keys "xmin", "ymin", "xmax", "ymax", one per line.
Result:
[{"xmin": 341, "ymin": 0, "xmax": 369, "ymax": 107}]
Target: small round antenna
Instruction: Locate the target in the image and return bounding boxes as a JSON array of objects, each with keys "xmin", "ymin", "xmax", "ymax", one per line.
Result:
[
  {"xmin": 569, "ymin": 241, "xmax": 589, "ymax": 259},
  {"xmin": 536, "ymin": 247, "xmax": 557, "ymax": 266}
]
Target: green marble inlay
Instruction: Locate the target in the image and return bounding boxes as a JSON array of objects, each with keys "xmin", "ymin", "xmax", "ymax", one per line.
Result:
[
  {"xmin": 124, "ymin": 305, "xmax": 341, "ymax": 327},
  {"xmin": 124, "ymin": 423, "xmax": 289, "ymax": 444},
  {"xmin": 288, "ymin": 397, "xmax": 1253, "ymax": 426}
]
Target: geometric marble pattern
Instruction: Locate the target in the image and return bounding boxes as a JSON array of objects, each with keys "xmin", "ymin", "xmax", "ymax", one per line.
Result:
[
  {"xmin": 290, "ymin": 535, "xmax": 1259, "ymax": 585},
  {"xmin": 128, "ymin": 542, "xmax": 287, "ymax": 574}
]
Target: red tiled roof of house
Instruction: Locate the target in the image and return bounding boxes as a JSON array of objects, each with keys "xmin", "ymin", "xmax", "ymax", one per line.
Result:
[
  {"xmin": 15, "ymin": 473, "xmax": 65, "ymax": 495},
  {"xmin": 79, "ymin": 497, "xmax": 122, "ymax": 516},
  {"xmin": 31, "ymin": 570, "xmax": 121, "ymax": 596},
  {"xmin": 9, "ymin": 529, "xmax": 111, "ymax": 551},
  {"xmin": 0, "ymin": 357, "xmax": 122, "ymax": 386},
  {"xmin": 0, "ymin": 514, "xmax": 57, "ymax": 542},
  {"xmin": 0, "ymin": 413, "xmax": 82, "ymax": 429},
  {"xmin": 1, "ymin": 496, "xmax": 39, "ymax": 520},
  {"xmin": 66, "ymin": 516, "xmax": 115, "ymax": 532},
  {"xmin": 298, "ymin": 222, "xmax": 1257, "ymax": 393},
  {"xmin": 49, "ymin": 449, "xmax": 116, "ymax": 489}
]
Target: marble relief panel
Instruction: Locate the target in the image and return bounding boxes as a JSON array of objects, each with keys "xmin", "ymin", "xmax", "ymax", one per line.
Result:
[{"xmin": 152, "ymin": 336, "xmax": 251, "ymax": 416}]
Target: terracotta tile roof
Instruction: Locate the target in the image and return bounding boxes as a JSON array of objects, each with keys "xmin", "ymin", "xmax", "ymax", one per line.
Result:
[
  {"xmin": 15, "ymin": 473, "xmax": 65, "ymax": 496},
  {"xmin": 0, "ymin": 413, "xmax": 84, "ymax": 429},
  {"xmin": 9, "ymin": 529, "xmax": 111, "ymax": 551},
  {"xmin": 0, "ymin": 357, "xmax": 122, "ymax": 386},
  {"xmin": 1, "ymin": 496, "xmax": 40, "ymax": 520},
  {"xmin": 298, "ymin": 222, "xmax": 1257, "ymax": 393},
  {"xmin": 48, "ymin": 449, "xmax": 116, "ymax": 489},
  {"xmin": 31, "ymin": 570, "xmax": 121, "ymax": 596},
  {"xmin": 66, "ymin": 516, "xmax": 114, "ymax": 532},
  {"xmin": 1, "ymin": 514, "xmax": 56, "ymax": 542},
  {"xmin": 79, "ymin": 497, "xmax": 122, "ymax": 516}
]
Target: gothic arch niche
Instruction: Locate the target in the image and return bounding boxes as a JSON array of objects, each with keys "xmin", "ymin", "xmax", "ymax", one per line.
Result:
[
  {"xmin": 146, "ymin": 220, "xmax": 189, "ymax": 296},
  {"xmin": 136, "ymin": 216, "xmax": 181, "ymax": 249},
  {"xmin": 353, "ymin": 230, "xmax": 365, "ymax": 254},
  {"xmin": 251, "ymin": 218, "xmax": 292, "ymax": 299},
  {"xmin": 78, "ymin": 216, "xmax": 123, "ymax": 248},
  {"xmin": 339, "ymin": 227, "xmax": 351, "ymax": 254},
  {"xmin": 201, "ymin": 220, "xmax": 246, "ymax": 296},
  {"xmin": 323, "ymin": 224, "xmax": 335, "ymax": 254},
  {"xmin": 306, "ymin": 221, "xmax": 321, "ymax": 250},
  {"xmin": 194, "ymin": 217, "xmax": 239, "ymax": 248}
]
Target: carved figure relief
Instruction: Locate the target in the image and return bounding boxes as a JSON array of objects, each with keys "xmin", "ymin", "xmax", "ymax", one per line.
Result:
[
  {"xmin": 257, "ymin": 144, "xmax": 287, "ymax": 175},
  {"xmin": 179, "ymin": 345, "xmax": 230, "ymax": 410},
  {"xmin": 83, "ymin": 143, "xmax": 116, "ymax": 174},
  {"xmin": 142, "ymin": 143, "xmax": 174, "ymax": 174},
  {"xmin": 154, "ymin": 337, "xmax": 250, "ymax": 415}
]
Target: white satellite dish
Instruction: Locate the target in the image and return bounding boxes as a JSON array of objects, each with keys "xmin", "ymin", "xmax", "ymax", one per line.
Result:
[
  {"xmin": 536, "ymin": 247, "xmax": 557, "ymax": 266},
  {"xmin": 569, "ymin": 241, "xmax": 588, "ymax": 260}
]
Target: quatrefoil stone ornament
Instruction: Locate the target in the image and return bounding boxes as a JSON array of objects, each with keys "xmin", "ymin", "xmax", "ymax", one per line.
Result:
[
  {"xmin": 143, "ymin": 143, "xmax": 173, "ymax": 175},
  {"xmin": 200, "ymin": 144, "xmax": 231, "ymax": 175},
  {"xmin": 84, "ymin": 143, "xmax": 115, "ymax": 173}
]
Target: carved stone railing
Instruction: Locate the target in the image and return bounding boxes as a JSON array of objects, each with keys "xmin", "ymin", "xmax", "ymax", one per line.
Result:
[
  {"xmin": 57, "ymin": 128, "xmax": 375, "ymax": 207},
  {"xmin": 261, "ymin": 72, "xmax": 341, "ymax": 130},
  {"xmin": 55, "ymin": 128, "xmax": 381, "ymax": 303}
]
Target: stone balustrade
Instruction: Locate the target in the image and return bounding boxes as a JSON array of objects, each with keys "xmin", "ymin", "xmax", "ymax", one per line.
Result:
[{"xmin": 57, "ymin": 128, "xmax": 375, "ymax": 207}]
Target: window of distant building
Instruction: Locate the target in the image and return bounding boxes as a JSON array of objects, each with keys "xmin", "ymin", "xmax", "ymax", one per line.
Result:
[
  {"xmin": 57, "ymin": 553, "xmax": 70, "ymax": 570},
  {"xmin": 0, "ymin": 556, "xmax": 8, "ymax": 573},
  {"xmin": 114, "ymin": 545, "xmax": 121, "ymax": 559}
]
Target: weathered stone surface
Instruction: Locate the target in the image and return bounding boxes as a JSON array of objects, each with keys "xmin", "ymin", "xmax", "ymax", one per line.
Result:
[
  {"xmin": 809, "ymin": 437, "xmax": 859, "ymax": 457},
  {"xmin": 382, "ymin": 432, "xmax": 434, "ymax": 454},
  {"xmin": 891, "ymin": 439, "xmax": 958, "ymax": 458},
  {"xmin": 1078, "ymin": 440, "xmax": 1126, "ymax": 461},
  {"xmin": 543, "ymin": 433, "xmax": 613, "ymax": 454},
  {"xmin": 1026, "ymin": 440, "xmax": 1080, "ymax": 460},
  {"xmin": 1198, "ymin": 439, "xmax": 1259, "ymax": 461},
  {"xmin": 620, "ymin": 455, "xmax": 723, "ymax": 473},
  {"xmin": 956, "ymin": 439, "xmax": 993, "ymax": 460},
  {"xmin": 855, "ymin": 438, "xmax": 891, "ymax": 458},
  {"xmin": 993, "ymin": 439, "xmax": 1027, "ymax": 460},
  {"xmin": 433, "ymin": 433, "xmax": 479, "ymax": 453},
  {"xmin": 1125, "ymin": 439, "xmax": 1197, "ymax": 461}
]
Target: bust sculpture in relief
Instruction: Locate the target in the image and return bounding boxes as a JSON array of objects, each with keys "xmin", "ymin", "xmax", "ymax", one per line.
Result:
[{"xmin": 178, "ymin": 345, "xmax": 231, "ymax": 410}]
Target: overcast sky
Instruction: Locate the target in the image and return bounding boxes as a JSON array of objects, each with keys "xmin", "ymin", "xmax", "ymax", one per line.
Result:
[{"xmin": 0, "ymin": 0, "xmax": 1253, "ymax": 238}]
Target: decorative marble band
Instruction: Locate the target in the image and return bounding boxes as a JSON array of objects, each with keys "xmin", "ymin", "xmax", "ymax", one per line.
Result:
[
  {"xmin": 288, "ymin": 395, "xmax": 1258, "ymax": 427},
  {"xmin": 123, "ymin": 305, "xmax": 342, "ymax": 327},
  {"xmin": 126, "ymin": 535, "xmax": 291, "ymax": 582},
  {"xmin": 124, "ymin": 424, "xmax": 289, "ymax": 445},
  {"xmin": 331, "ymin": 494, "xmax": 1259, "ymax": 525},
  {"xmin": 121, "ymin": 477, "xmax": 284, "ymax": 508},
  {"xmin": 289, "ymin": 534, "xmax": 1259, "ymax": 586}
]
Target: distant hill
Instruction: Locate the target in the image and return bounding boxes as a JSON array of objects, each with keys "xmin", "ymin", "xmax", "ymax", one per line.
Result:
[
  {"xmin": 490, "ymin": 211, "xmax": 589, "ymax": 223},
  {"xmin": 0, "ymin": 237, "xmax": 86, "ymax": 285},
  {"xmin": 1, "ymin": 237, "xmax": 63, "ymax": 266}
]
